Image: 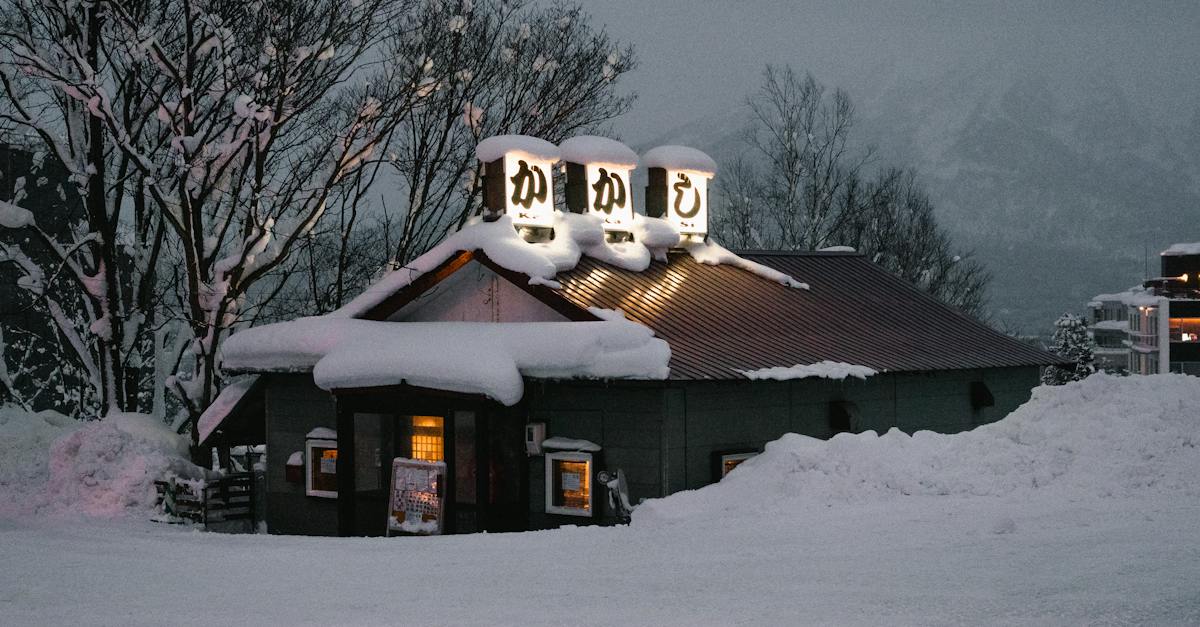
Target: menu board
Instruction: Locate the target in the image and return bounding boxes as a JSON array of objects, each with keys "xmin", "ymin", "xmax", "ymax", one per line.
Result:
[{"xmin": 386, "ymin": 458, "xmax": 446, "ymax": 536}]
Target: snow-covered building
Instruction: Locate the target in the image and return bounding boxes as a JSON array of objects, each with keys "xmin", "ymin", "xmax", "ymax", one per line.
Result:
[
  {"xmin": 1087, "ymin": 243, "xmax": 1200, "ymax": 375},
  {"xmin": 202, "ymin": 136, "xmax": 1063, "ymax": 537}
]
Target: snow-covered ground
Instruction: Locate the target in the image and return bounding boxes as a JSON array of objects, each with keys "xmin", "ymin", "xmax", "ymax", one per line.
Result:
[{"xmin": 2, "ymin": 374, "xmax": 1199, "ymax": 625}]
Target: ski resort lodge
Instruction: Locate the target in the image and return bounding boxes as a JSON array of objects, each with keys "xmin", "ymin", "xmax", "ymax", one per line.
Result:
[{"xmin": 201, "ymin": 136, "xmax": 1063, "ymax": 537}]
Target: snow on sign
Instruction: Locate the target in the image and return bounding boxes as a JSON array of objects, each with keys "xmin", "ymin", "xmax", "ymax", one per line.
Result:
[
  {"xmin": 386, "ymin": 457, "xmax": 446, "ymax": 536},
  {"xmin": 642, "ymin": 145, "xmax": 717, "ymax": 237},
  {"xmin": 561, "ymin": 136, "xmax": 638, "ymax": 233},
  {"xmin": 477, "ymin": 135, "xmax": 560, "ymax": 229}
]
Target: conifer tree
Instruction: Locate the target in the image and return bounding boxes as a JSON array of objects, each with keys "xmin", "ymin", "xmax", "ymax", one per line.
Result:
[{"xmin": 1042, "ymin": 313, "xmax": 1097, "ymax": 385}]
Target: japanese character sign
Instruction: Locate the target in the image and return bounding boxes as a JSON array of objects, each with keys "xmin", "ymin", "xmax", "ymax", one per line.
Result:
[
  {"xmin": 665, "ymin": 169, "xmax": 708, "ymax": 235},
  {"xmin": 504, "ymin": 153, "xmax": 555, "ymax": 229},
  {"xmin": 586, "ymin": 164, "xmax": 634, "ymax": 231}
]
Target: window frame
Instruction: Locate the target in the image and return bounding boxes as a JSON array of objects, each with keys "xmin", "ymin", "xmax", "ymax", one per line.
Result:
[
  {"xmin": 544, "ymin": 451, "xmax": 594, "ymax": 517},
  {"xmin": 305, "ymin": 438, "xmax": 339, "ymax": 499}
]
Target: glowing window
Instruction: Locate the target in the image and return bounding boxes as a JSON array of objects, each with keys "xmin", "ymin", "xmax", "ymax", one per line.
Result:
[
  {"xmin": 305, "ymin": 438, "xmax": 338, "ymax": 498},
  {"xmin": 410, "ymin": 416, "xmax": 444, "ymax": 462},
  {"xmin": 720, "ymin": 452, "xmax": 757, "ymax": 478},
  {"xmin": 545, "ymin": 452, "xmax": 592, "ymax": 517}
]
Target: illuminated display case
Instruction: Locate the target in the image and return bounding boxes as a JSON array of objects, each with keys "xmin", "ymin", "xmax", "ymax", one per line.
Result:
[
  {"xmin": 715, "ymin": 450, "xmax": 757, "ymax": 481},
  {"xmin": 545, "ymin": 451, "xmax": 593, "ymax": 517},
  {"xmin": 306, "ymin": 438, "xmax": 338, "ymax": 498}
]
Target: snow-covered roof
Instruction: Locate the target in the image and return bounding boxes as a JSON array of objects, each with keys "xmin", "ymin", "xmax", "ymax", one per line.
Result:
[
  {"xmin": 541, "ymin": 437, "xmax": 602, "ymax": 452},
  {"xmin": 196, "ymin": 375, "xmax": 261, "ymax": 445},
  {"xmin": 475, "ymin": 135, "xmax": 560, "ymax": 163},
  {"xmin": 1091, "ymin": 320, "xmax": 1130, "ymax": 331},
  {"xmin": 1162, "ymin": 242, "xmax": 1200, "ymax": 256},
  {"xmin": 736, "ymin": 361, "xmax": 878, "ymax": 381},
  {"xmin": 641, "ymin": 145, "xmax": 717, "ymax": 176},
  {"xmin": 1091, "ymin": 288, "xmax": 1161, "ymax": 307},
  {"xmin": 222, "ymin": 318, "xmax": 670, "ymax": 406},
  {"xmin": 558, "ymin": 135, "xmax": 638, "ymax": 167},
  {"xmin": 333, "ymin": 211, "xmax": 805, "ymax": 319}
]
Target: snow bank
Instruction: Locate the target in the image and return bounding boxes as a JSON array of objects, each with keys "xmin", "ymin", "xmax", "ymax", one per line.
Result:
[
  {"xmin": 641, "ymin": 145, "xmax": 717, "ymax": 175},
  {"xmin": 41, "ymin": 412, "xmax": 201, "ymax": 517},
  {"xmin": 635, "ymin": 374, "xmax": 1200, "ymax": 524},
  {"xmin": 1161, "ymin": 242, "xmax": 1200, "ymax": 256},
  {"xmin": 738, "ymin": 361, "xmax": 877, "ymax": 380},
  {"xmin": 475, "ymin": 134, "xmax": 560, "ymax": 163},
  {"xmin": 0, "ymin": 408, "xmax": 201, "ymax": 518},
  {"xmin": 1091, "ymin": 287, "xmax": 1160, "ymax": 307},
  {"xmin": 559, "ymin": 135, "xmax": 637, "ymax": 166},
  {"xmin": 0, "ymin": 406, "xmax": 77, "ymax": 511},
  {"xmin": 223, "ymin": 318, "xmax": 671, "ymax": 405}
]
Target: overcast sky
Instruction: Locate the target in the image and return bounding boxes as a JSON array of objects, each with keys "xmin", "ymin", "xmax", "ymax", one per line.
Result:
[{"xmin": 586, "ymin": 0, "xmax": 1200, "ymax": 140}]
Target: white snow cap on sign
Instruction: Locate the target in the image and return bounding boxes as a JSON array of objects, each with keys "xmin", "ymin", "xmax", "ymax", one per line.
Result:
[
  {"xmin": 641, "ymin": 145, "xmax": 717, "ymax": 175},
  {"xmin": 475, "ymin": 135, "xmax": 560, "ymax": 163},
  {"xmin": 221, "ymin": 317, "xmax": 671, "ymax": 406},
  {"xmin": 541, "ymin": 437, "xmax": 602, "ymax": 452},
  {"xmin": 559, "ymin": 135, "xmax": 638, "ymax": 167},
  {"xmin": 737, "ymin": 361, "xmax": 877, "ymax": 381},
  {"xmin": 1162, "ymin": 242, "xmax": 1200, "ymax": 256}
]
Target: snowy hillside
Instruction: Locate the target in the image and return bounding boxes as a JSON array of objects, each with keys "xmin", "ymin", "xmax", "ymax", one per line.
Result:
[
  {"xmin": 2, "ymin": 375, "xmax": 1198, "ymax": 624},
  {"xmin": 650, "ymin": 64, "xmax": 1200, "ymax": 333}
]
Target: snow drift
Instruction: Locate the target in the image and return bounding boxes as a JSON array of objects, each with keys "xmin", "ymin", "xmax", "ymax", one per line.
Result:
[
  {"xmin": 0, "ymin": 409, "xmax": 201, "ymax": 518},
  {"xmin": 635, "ymin": 374, "xmax": 1200, "ymax": 525}
]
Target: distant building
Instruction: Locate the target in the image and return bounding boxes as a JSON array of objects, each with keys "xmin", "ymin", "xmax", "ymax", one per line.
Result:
[{"xmin": 1087, "ymin": 243, "xmax": 1200, "ymax": 375}]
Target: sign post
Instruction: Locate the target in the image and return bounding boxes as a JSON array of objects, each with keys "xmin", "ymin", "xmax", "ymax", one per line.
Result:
[{"xmin": 386, "ymin": 457, "xmax": 447, "ymax": 536}]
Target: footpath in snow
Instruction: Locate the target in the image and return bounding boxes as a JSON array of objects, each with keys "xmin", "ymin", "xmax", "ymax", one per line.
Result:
[{"xmin": 1, "ymin": 374, "xmax": 1199, "ymax": 625}]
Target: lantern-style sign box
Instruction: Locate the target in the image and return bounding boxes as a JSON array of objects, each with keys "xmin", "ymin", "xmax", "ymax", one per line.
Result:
[
  {"xmin": 476, "ymin": 135, "xmax": 561, "ymax": 229},
  {"xmin": 642, "ymin": 145, "xmax": 717, "ymax": 237},
  {"xmin": 560, "ymin": 136, "xmax": 638, "ymax": 234}
]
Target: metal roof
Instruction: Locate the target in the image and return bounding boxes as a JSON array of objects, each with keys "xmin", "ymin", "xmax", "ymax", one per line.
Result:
[{"xmin": 553, "ymin": 250, "xmax": 1062, "ymax": 379}]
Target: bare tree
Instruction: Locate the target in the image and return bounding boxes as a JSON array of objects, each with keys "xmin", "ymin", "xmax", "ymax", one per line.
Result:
[
  {"xmin": 384, "ymin": 0, "xmax": 636, "ymax": 265},
  {"xmin": 713, "ymin": 66, "xmax": 990, "ymax": 318}
]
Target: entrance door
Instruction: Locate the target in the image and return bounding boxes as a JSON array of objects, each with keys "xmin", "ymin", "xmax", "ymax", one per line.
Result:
[{"xmin": 343, "ymin": 405, "xmax": 525, "ymax": 535}]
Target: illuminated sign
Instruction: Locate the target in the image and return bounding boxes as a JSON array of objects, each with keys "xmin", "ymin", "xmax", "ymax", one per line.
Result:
[
  {"xmin": 664, "ymin": 169, "xmax": 708, "ymax": 235},
  {"xmin": 477, "ymin": 135, "xmax": 560, "ymax": 230},
  {"xmin": 503, "ymin": 153, "xmax": 556, "ymax": 229},
  {"xmin": 561, "ymin": 136, "xmax": 638, "ymax": 233},
  {"xmin": 586, "ymin": 164, "xmax": 633, "ymax": 230},
  {"xmin": 642, "ymin": 145, "xmax": 717, "ymax": 238}
]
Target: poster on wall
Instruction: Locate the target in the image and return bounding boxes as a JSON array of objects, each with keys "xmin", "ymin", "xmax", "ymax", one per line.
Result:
[{"xmin": 386, "ymin": 457, "xmax": 446, "ymax": 536}]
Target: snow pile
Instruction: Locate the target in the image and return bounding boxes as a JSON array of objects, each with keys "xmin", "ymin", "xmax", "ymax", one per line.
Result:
[
  {"xmin": 475, "ymin": 134, "xmax": 560, "ymax": 163},
  {"xmin": 223, "ymin": 317, "xmax": 670, "ymax": 405},
  {"xmin": 1090, "ymin": 287, "xmax": 1160, "ymax": 307},
  {"xmin": 641, "ymin": 145, "xmax": 718, "ymax": 175},
  {"xmin": 559, "ymin": 135, "xmax": 638, "ymax": 166},
  {"xmin": 635, "ymin": 374, "xmax": 1200, "ymax": 524},
  {"xmin": 1161, "ymin": 242, "xmax": 1200, "ymax": 256},
  {"xmin": 684, "ymin": 239, "xmax": 810, "ymax": 289},
  {"xmin": 0, "ymin": 409, "xmax": 201, "ymax": 518},
  {"xmin": 40, "ymin": 413, "xmax": 201, "ymax": 518},
  {"xmin": 0, "ymin": 406, "xmax": 78, "ymax": 511},
  {"xmin": 738, "ymin": 361, "xmax": 877, "ymax": 380}
]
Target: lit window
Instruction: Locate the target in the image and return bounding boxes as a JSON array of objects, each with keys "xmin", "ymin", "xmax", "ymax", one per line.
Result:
[
  {"xmin": 719, "ymin": 452, "xmax": 756, "ymax": 479},
  {"xmin": 410, "ymin": 416, "xmax": 444, "ymax": 462},
  {"xmin": 545, "ymin": 451, "xmax": 592, "ymax": 517},
  {"xmin": 305, "ymin": 438, "xmax": 338, "ymax": 498}
]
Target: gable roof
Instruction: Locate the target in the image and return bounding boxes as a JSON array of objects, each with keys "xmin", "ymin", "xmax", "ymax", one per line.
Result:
[{"xmin": 360, "ymin": 247, "xmax": 1063, "ymax": 380}]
